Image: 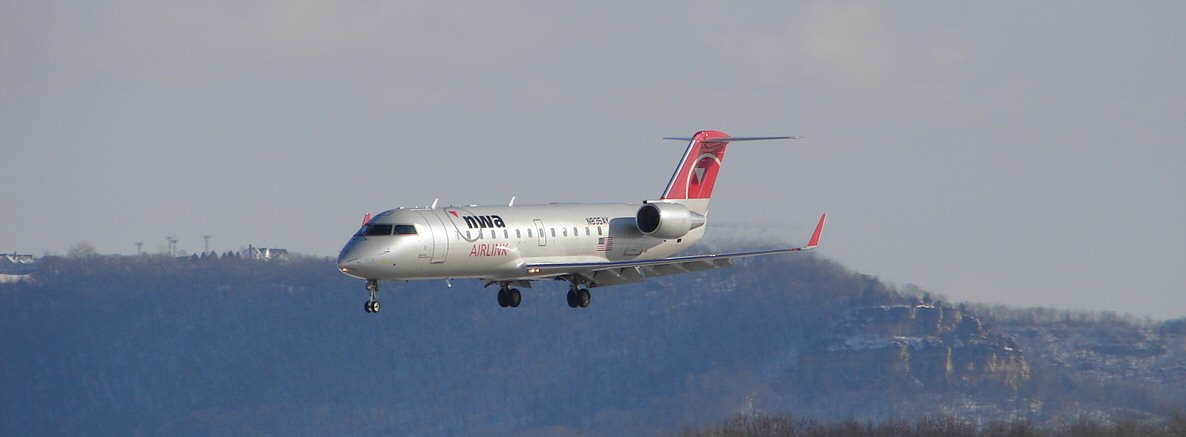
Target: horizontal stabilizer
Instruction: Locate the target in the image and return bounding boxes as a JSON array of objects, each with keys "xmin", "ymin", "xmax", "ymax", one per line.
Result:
[{"xmin": 662, "ymin": 136, "xmax": 801, "ymax": 143}]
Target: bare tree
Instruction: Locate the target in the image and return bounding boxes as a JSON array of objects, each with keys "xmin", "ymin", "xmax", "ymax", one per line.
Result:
[{"xmin": 67, "ymin": 242, "xmax": 98, "ymax": 259}]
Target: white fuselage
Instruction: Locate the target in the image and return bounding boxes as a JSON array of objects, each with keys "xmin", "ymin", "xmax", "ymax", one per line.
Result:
[{"xmin": 336, "ymin": 202, "xmax": 705, "ymax": 281}]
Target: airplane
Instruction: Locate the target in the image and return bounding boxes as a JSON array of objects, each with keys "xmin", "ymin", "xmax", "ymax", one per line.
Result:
[{"xmin": 336, "ymin": 130, "xmax": 826, "ymax": 313}]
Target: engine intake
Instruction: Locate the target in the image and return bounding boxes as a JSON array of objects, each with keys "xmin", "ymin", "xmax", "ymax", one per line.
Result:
[{"xmin": 636, "ymin": 202, "xmax": 705, "ymax": 239}]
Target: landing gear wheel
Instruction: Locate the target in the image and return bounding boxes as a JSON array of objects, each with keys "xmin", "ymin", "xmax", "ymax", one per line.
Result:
[
  {"xmin": 508, "ymin": 289, "xmax": 521, "ymax": 308},
  {"xmin": 578, "ymin": 288, "xmax": 591, "ymax": 308},
  {"xmin": 566, "ymin": 289, "xmax": 579, "ymax": 308},
  {"xmin": 497, "ymin": 289, "xmax": 509, "ymax": 308},
  {"xmin": 364, "ymin": 279, "xmax": 380, "ymax": 314}
]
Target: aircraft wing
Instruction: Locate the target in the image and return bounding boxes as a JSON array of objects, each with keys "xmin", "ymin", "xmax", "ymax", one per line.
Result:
[{"xmin": 521, "ymin": 214, "xmax": 826, "ymax": 288}]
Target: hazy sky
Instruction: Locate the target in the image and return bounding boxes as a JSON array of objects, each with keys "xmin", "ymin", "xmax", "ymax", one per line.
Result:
[{"xmin": 3, "ymin": 1, "xmax": 1184, "ymax": 318}]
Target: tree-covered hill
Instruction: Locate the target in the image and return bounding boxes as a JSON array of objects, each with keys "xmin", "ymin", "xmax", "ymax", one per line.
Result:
[{"xmin": 1, "ymin": 253, "xmax": 1182, "ymax": 436}]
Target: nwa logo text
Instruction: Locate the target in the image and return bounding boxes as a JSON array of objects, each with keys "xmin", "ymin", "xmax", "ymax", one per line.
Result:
[{"xmin": 449, "ymin": 211, "xmax": 506, "ymax": 229}]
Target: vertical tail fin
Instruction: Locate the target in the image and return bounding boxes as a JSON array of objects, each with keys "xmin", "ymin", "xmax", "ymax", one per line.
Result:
[
  {"xmin": 660, "ymin": 130, "xmax": 731, "ymax": 203},
  {"xmin": 659, "ymin": 131, "xmax": 796, "ymax": 213}
]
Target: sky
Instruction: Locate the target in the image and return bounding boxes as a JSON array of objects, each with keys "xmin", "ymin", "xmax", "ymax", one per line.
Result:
[{"xmin": 3, "ymin": 1, "xmax": 1184, "ymax": 318}]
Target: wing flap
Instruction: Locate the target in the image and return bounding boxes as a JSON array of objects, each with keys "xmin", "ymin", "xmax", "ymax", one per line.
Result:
[{"xmin": 590, "ymin": 267, "xmax": 646, "ymax": 287}]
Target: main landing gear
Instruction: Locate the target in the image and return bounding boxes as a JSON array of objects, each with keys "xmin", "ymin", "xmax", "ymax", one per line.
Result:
[
  {"xmin": 566, "ymin": 284, "xmax": 591, "ymax": 309},
  {"xmin": 497, "ymin": 284, "xmax": 522, "ymax": 308},
  {"xmin": 364, "ymin": 279, "xmax": 380, "ymax": 313}
]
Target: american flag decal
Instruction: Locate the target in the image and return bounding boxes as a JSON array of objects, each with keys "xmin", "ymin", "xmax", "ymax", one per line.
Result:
[{"xmin": 596, "ymin": 237, "xmax": 614, "ymax": 252}]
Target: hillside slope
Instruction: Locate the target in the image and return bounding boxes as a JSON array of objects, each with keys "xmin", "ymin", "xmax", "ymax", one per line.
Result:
[{"xmin": 1, "ymin": 254, "xmax": 1181, "ymax": 435}]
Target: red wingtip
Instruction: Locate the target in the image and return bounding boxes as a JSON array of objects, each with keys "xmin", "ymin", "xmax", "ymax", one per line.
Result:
[
  {"xmin": 362, "ymin": 213, "xmax": 372, "ymax": 225},
  {"xmin": 806, "ymin": 213, "xmax": 826, "ymax": 249}
]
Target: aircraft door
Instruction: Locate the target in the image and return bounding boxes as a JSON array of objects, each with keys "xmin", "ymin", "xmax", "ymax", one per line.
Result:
[
  {"xmin": 417, "ymin": 211, "xmax": 449, "ymax": 264},
  {"xmin": 534, "ymin": 219, "xmax": 546, "ymax": 247}
]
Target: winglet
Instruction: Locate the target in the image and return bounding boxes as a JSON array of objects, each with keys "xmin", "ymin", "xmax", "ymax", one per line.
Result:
[
  {"xmin": 806, "ymin": 213, "xmax": 826, "ymax": 249},
  {"xmin": 792, "ymin": 213, "xmax": 826, "ymax": 251},
  {"xmin": 362, "ymin": 213, "xmax": 372, "ymax": 225}
]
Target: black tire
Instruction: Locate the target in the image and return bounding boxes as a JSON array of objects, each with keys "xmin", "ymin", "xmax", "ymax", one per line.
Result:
[
  {"xmin": 566, "ymin": 289, "xmax": 578, "ymax": 308},
  {"xmin": 372, "ymin": 300, "xmax": 380, "ymax": 313},
  {"xmin": 578, "ymin": 289, "xmax": 591, "ymax": 308},
  {"xmin": 508, "ymin": 289, "xmax": 521, "ymax": 308},
  {"xmin": 365, "ymin": 300, "xmax": 372, "ymax": 313},
  {"xmin": 497, "ymin": 289, "xmax": 509, "ymax": 308}
]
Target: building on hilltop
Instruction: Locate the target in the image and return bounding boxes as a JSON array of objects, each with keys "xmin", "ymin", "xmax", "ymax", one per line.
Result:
[
  {"xmin": 244, "ymin": 245, "xmax": 288, "ymax": 261},
  {"xmin": 1, "ymin": 253, "xmax": 38, "ymax": 279}
]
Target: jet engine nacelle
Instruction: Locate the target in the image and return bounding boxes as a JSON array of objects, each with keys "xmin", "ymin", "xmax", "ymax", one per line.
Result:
[{"xmin": 636, "ymin": 202, "xmax": 706, "ymax": 239}]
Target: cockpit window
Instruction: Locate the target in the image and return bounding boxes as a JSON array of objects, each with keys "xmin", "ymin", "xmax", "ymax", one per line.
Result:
[
  {"xmin": 364, "ymin": 224, "xmax": 394, "ymax": 236},
  {"xmin": 357, "ymin": 223, "xmax": 417, "ymax": 237}
]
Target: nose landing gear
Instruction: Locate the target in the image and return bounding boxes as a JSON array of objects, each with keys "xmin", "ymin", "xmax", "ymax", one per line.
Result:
[{"xmin": 364, "ymin": 279, "xmax": 380, "ymax": 313}]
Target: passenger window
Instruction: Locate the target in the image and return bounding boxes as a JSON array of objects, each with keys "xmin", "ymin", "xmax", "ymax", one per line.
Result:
[
  {"xmin": 364, "ymin": 224, "xmax": 393, "ymax": 236},
  {"xmin": 490, "ymin": 229, "xmax": 496, "ymax": 239},
  {"xmin": 394, "ymin": 225, "xmax": 417, "ymax": 235},
  {"xmin": 585, "ymin": 227, "xmax": 590, "ymax": 236},
  {"xmin": 465, "ymin": 231, "xmax": 472, "ymax": 239},
  {"xmin": 551, "ymin": 228, "xmax": 556, "ymax": 237},
  {"xmin": 516, "ymin": 229, "xmax": 521, "ymax": 238},
  {"xmin": 563, "ymin": 228, "xmax": 568, "ymax": 237},
  {"xmin": 597, "ymin": 227, "xmax": 603, "ymax": 236},
  {"xmin": 527, "ymin": 229, "xmax": 533, "ymax": 238},
  {"xmin": 503, "ymin": 230, "xmax": 509, "ymax": 239}
]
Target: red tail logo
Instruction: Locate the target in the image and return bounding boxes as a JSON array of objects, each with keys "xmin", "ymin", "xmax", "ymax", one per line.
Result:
[{"xmin": 661, "ymin": 130, "xmax": 730, "ymax": 200}]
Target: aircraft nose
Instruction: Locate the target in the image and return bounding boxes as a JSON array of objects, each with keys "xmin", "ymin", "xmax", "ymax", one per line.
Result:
[
  {"xmin": 337, "ymin": 257, "xmax": 358, "ymax": 277},
  {"xmin": 336, "ymin": 243, "xmax": 365, "ymax": 278},
  {"xmin": 337, "ymin": 255, "xmax": 352, "ymax": 269},
  {"xmin": 336, "ymin": 239, "xmax": 394, "ymax": 279}
]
